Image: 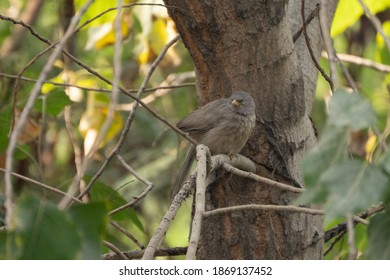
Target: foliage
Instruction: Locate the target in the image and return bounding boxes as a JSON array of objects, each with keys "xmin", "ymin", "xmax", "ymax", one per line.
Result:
[
  {"xmin": 0, "ymin": 0, "xmax": 389, "ymax": 260},
  {"xmin": 0, "ymin": 0, "xmax": 194, "ymax": 259},
  {"xmin": 310, "ymin": 0, "xmax": 390, "ymax": 259}
]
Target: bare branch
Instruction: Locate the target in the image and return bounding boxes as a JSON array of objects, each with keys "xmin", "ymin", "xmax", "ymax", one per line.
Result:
[
  {"xmin": 222, "ymin": 163, "xmax": 302, "ymax": 193},
  {"xmin": 142, "ymin": 172, "xmax": 196, "ymax": 260},
  {"xmin": 0, "ymin": 168, "xmax": 82, "ymax": 203},
  {"xmin": 103, "ymin": 240, "xmax": 129, "ymax": 260},
  {"xmin": 301, "ymin": 0, "xmax": 333, "ymax": 91},
  {"xmin": 0, "ymin": 72, "xmax": 195, "ymax": 96},
  {"xmin": 358, "ymin": 0, "xmax": 390, "ymax": 52},
  {"xmin": 186, "ymin": 145, "xmax": 209, "ymax": 260},
  {"xmin": 319, "ymin": 0, "xmax": 339, "ymax": 90},
  {"xmin": 0, "ymin": 15, "xmax": 196, "ymax": 145},
  {"xmin": 61, "ymin": 0, "xmax": 125, "ymax": 208},
  {"xmin": 103, "ymin": 246, "xmax": 187, "ymax": 260},
  {"xmin": 293, "ymin": 3, "xmax": 319, "ymax": 42},
  {"xmin": 323, "ymin": 52, "xmax": 390, "ymax": 74},
  {"xmin": 108, "ymin": 155, "xmax": 154, "ymax": 215},
  {"xmin": 75, "ymin": 34, "xmax": 183, "ymax": 204},
  {"xmin": 203, "ymin": 204, "xmax": 324, "ymax": 218},
  {"xmin": 347, "ymin": 214, "xmax": 357, "ymax": 260},
  {"xmin": 109, "ymin": 221, "xmax": 145, "ymax": 249},
  {"xmin": 324, "ymin": 202, "xmax": 385, "ymax": 242}
]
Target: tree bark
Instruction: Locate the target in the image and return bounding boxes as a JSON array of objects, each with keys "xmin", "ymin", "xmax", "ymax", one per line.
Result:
[{"xmin": 164, "ymin": 0, "xmax": 339, "ymax": 259}]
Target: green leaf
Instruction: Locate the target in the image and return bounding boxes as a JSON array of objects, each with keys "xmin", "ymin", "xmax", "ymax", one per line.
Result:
[
  {"xmin": 328, "ymin": 89, "xmax": 376, "ymax": 130},
  {"xmin": 331, "ymin": 0, "xmax": 390, "ymax": 37},
  {"xmin": 68, "ymin": 202, "xmax": 107, "ymax": 259},
  {"xmin": 299, "ymin": 124, "xmax": 349, "ymax": 204},
  {"xmin": 87, "ymin": 177, "xmax": 144, "ymax": 232},
  {"xmin": 321, "ymin": 160, "xmax": 388, "ymax": 219},
  {"xmin": 15, "ymin": 194, "xmax": 80, "ymax": 259},
  {"xmin": 366, "ymin": 212, "xmax": 390, "ymax": 259},
  {"xmin": 34, "ymin": 90, "xmax": 73, "ymax": 116}
]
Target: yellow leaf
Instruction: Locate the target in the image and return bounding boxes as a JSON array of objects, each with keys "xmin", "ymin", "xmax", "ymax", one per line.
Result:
[
  {"xmin": 150, "ymin": 18, "xmax": 168, "ymax": 55},
  {"xmin": 95, "ymin": 21, "xmax": 130, "ymax": 49}
]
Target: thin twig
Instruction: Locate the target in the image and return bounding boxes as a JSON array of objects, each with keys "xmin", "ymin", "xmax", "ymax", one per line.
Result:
[
  {"xmin": 203, "ymin": 204, "xmax": 324, "ymax": 218},
  {"xmin": 293, "ymin": 3, "xmax": 319, "ymax": 42},
  {"xmin": 301, "ymin": 0, "xmax": 334, "ymax": 91},
  {"xmin": 4, "ymin": 0, "xmax": 95, "ymax": 227},
  {"xmin": 0, "ymin": 72, "xmax": 195, "ymax": 97},
  {"xmin": 358, "ymin": 0, "xmax": 390, "ymax": 52},
  {"xmin": 319, "ymin": 0, "xmax": 339, "ymax": 91},
  {"xmin": 347, "ymin": 214, "xmax": 357, "ymax": 260},
  {"xmin": 0, "ymin": 16, "xmax": 196, "ymax": 145},
  {"xmin": 322, "ymin": 52, "xmax": 390, "ymax": 73},
  {"xmin": 324, "ymin": 231, "xmax": 346, "ymax": 256},
  {"xmin": 109, "ymin": 221, "xmax": 145, "ymax": 249},
  {"xmin": 186, "ymin": 145, "xmax": 209, "ymax": 260},
  {"xmin": 76, "ymin": 3, "xmax": 185, "ymax": 33},
  {"xmin": 116, "ymin": 71, "xmax": 196, "ymax": 111},
  {"xmin": 102, "ymin": 246, "xmax": 187, "ymax": 260},
  {"xmin": 222, "ymin": 163, "xmax": 302, "ymax": 193},
  {"xmin": 108, "ymin": 155, "xmax": 154, "ymax": 215},
  {"xmin": 75, "ymin": 34, "xmax": 182, "ymax": 204},
  {"xmin": 353, "ymin": 215, "xmax": 369, "ymax": 225},
  {"xmin": 0, "ymin": 168, "xmax": 82, "ymax": 203},
  {"xmin": 324, "ymin": 202, "xmax": 385, "ymax": 242},
  {"xmin": 103, "ymin": 240, "xmax": 129, "ymax": 260},
  {"xmin": 59, "ymin": 1, "xmax": 125, "ymax": 208},
  {"xmin": 335, "ymin": 54, "xmax": 359, "ymax": 92},
  {"xmin": 70, "ymin": 1, "xmax": 123, "ymax": 207}
]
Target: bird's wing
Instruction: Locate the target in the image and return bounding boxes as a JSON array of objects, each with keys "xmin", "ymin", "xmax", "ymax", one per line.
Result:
[{"xmin": 177, "ymin": 98, "xmax": 227, "ymax": 133}]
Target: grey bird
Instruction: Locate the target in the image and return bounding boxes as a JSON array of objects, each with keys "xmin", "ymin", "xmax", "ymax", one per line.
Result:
[{"xmin": 172, "ymin": 91, "xmax": 256, "ymax": 198}]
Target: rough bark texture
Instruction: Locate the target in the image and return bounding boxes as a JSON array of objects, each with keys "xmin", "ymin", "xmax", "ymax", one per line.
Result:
[{"xmin": 164, "ymin": 0, "xmax": 339, "ymax": 259}]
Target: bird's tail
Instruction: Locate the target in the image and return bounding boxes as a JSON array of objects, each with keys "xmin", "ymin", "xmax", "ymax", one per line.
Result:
[{"xmin": 171, "ymin": 145, "xmax": 196, "ymax": 200}]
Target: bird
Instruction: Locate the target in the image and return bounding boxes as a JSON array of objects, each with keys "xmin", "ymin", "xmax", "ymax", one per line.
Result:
[{"xmin": 172, "ymin": 91, "xmax": 256, "ymax": 198}]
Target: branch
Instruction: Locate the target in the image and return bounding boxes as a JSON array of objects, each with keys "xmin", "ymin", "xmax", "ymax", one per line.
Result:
[
  {"xmin": 322, "ymin": 52, "xmax": 390, "ymax": 74},
  {"xmin": 203, "ymin": 204, "xmax": 323, "ymax": 218},
  {"xmin": 0, "ymin": 14, "xmax": 196, "ymax": 145},
  {"xmin": 142, "ymin": 172, "xmax": 196, "ymax": 260},
  {"xmin": 0, "ymin": 72, "xmax": 195, "ymax": 97},
  {"xmin": 103, "ymin": 246, "xmax": 187, "ymax": 260},
  {"xmin": 358, "ymin": 0, "xmax": 390, "ymax": 52},
  {"xmin": 222, "ymin": 163, "xmax": 302, "ymax": 193},
  {"xmin": 103, "ymin": 240, "xmax": 129, "ymax": 260},
  {"xmin": 346, "ymin": 214, "xmax": 357, "ymax": 260},
  {"xmin": 109, "ymin": 221, "xmax": 145, "ymax": 249},
  {"xmin": 293, "ymin": 3, "xmax": 319, "ymax": 42},
  {"xmin": 61, "ymin": 1, "xmax": 125, "ymax": 208},
  {"xmin": 108, "ymin": 155, "xmax": 154, "ymax": 215},
  {"xmin": 324, "ymin": 230, "xmax": 346, "ymax": 256},
  {"xmin": 0, "ymin": 0, "xmax": 44, "ymax": 57},
  {"xmin": 319, "ymin": 0, "xmax": 339, "ymax": 90},
  {"xmin": 75, "ymin": 34, "xmax": 183, "ymax": 204},
  {"xmin": 186, "ymin": 145, "xmax": 209, "ymax": 260},
  {"xmin": 301, "ymin": 0, "xmax": 333, "ymax": 92},
  {"xmin": 4, "ymin": 0, "xmax": 95, "ymax": 227},
  {"xmin": 324, "ymin": 202, "xmax": 385, "ymax": 242},
  {"xmin": 0, "ymin": 168, "xmax": 81, "ymax": 203}
]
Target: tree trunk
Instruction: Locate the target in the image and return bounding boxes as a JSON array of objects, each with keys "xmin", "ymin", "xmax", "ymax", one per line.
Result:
[{"xmin": 164, "ymin": 0, "xmax": 339, "ymax": 259}]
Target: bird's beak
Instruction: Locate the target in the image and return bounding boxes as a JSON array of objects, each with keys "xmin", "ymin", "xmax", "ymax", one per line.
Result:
[{"xmin": 232, "ymin": 99, "xmax": 241, "ymax": 106}]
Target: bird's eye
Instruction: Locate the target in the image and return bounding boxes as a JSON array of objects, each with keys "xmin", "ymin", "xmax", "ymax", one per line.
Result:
[{"xmin": 241, "ymin": 100, "xmax": 245, "ymax": 105}]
